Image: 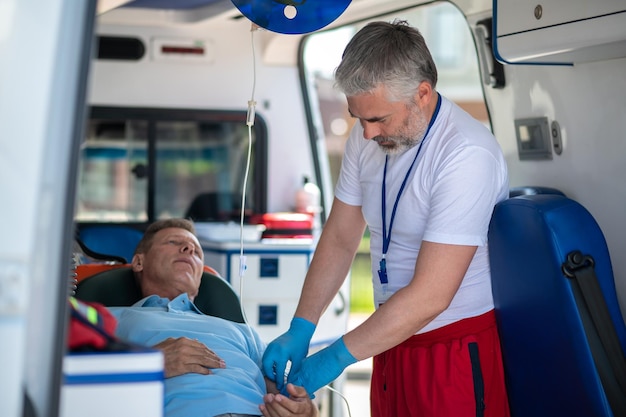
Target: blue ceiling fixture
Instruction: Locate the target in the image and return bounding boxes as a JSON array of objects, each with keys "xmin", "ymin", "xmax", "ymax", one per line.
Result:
[
  {"xmin": 230, "ymin": 0, "xmax": 352, "ymax": 34},
  {"xmin": 121, "ymin": 0, "xmax": 352, "ymax": 35}
]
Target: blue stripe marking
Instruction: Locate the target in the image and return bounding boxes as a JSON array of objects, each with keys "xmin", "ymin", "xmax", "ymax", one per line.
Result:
[{"xmin": 64, "ymin": 371, "xmax": 164, "ymax": 385}]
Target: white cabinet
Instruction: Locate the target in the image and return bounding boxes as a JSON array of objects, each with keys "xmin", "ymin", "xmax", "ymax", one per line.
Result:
[
  {"xmin": 201, "ymin": 240, "xmax": 350, "ymax": 345},
  {"xmin": 494, "ymin": 0, "xmax": 626, "ymax": 64},
  {"xmin": 61, "ymin": 348, "xmax": 164, "ymax": 417}
]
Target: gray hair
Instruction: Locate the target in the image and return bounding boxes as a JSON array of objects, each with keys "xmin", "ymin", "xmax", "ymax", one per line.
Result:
[
  {"xmin": 134, "ymin": 218, "xmax": 197, "ymax": 255},
  {"xmin": 334, "ymin": 20, "xmax": 438, "ymax": 102}
]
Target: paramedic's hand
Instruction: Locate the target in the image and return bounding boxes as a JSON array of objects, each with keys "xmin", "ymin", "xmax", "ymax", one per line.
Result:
[
  {"xmin": 260, "ymin": 383, "xmax": 318, "ymax": 417},
  {"xmin": 287, "ymin": 337, "xmax": 356, "ymax": 398},
  {"xmin": 262, "ymin": 317, "xmax": 316, "ymax": 391},
  {"xmin": 155, "ymin": 337, "xmax": 226, "ymax": 378}
]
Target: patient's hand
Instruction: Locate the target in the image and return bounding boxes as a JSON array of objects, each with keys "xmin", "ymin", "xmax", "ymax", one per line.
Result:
[
  {"xmin": 260, "ymin": 382, "xmax": 319, "ymax": 417},
  {"xmin": 154, "ymin": 337, "xmax": 225, "ymax": 378}
]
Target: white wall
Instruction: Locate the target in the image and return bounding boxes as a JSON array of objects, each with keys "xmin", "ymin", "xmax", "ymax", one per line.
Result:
[{"xmin": 487, "ymin": 56, "xmax": 626, "ymax": 318}]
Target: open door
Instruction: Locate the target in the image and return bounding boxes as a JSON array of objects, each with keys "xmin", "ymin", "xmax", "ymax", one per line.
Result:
[{"xmin": 0, "ymin": 1, "xmax": 97, "ymax": 416}]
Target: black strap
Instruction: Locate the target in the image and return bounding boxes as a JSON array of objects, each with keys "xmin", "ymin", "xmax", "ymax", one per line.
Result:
[{"xmin": 562, "ymin": 250, "xmax": 626, "ymax": 413}]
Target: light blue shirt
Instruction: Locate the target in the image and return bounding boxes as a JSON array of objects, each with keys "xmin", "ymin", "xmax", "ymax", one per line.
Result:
[{"xmin": 109, "ymin": 294, "xmax": 266, "ymax": 417}]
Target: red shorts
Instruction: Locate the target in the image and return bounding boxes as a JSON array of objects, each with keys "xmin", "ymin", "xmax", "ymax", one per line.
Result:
[{"xmin": 370, "ymin": 310, "xmax": 510, "ymax": 417}]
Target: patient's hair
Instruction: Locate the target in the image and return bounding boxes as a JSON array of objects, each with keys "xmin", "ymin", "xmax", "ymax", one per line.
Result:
[{"xmin": 134, "ymin": 218, "xmax": 196, "ymax": 255}]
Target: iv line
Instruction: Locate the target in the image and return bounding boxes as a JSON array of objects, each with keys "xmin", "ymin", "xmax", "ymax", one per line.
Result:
[
  {"xmin": 238, "ymin": 23, "xmax": 258, "ymax": 348},
  {"xmin": 240, "ymin": 23, "xmax": 353, "ymax": 417}
]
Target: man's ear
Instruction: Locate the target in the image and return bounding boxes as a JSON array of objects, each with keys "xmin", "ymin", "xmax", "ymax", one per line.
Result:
[
  {"xmin": 131, "ymin": 253, "xmax": 144, "ymax": 272},
  {"xmin": 415, "ymin": 81, "xmax": 433, "ymax": 106}
]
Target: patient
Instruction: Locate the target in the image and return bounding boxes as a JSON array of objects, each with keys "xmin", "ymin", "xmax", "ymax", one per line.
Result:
[{"xmin": 107, "ymin": 218, "xmax": 317, "ymax": 417}]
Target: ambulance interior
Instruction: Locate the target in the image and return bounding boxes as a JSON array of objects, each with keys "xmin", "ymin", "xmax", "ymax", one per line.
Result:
[{"xmin": 1, "ymin": 0, "xmax": 626, "ymax": 417}]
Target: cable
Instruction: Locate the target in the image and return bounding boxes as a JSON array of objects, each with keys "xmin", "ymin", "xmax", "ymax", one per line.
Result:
[{"xmin": 323, "ymin": 384, "xmax": 353, "ymax": 417}]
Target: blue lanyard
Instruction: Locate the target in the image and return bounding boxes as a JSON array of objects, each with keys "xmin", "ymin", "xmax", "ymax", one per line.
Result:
[{"xmin": 378, "ymin": 94, "xmax": 441, "ymax": 288}]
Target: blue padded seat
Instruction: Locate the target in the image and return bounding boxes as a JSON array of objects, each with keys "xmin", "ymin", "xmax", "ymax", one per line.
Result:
[
  {"xmin": 488, "ymin": 194, "xmax": 626, "ymax": 417},
  {"xmin": 78, "ymin": 225, "xmax": 144, "ymax": 263}
]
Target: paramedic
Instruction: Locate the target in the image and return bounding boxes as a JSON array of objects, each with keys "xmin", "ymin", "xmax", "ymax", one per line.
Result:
[
  {"xmin": 262, "ymin": 20, "xmax": 510, "ymax": 417},
  {"xmin": 109, "ymin": 218, "xmax": 316, "ymax": 417}
]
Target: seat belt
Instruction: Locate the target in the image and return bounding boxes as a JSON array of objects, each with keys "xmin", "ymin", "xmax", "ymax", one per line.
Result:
[{"xmin": 562, "ymin": 250, "xmax": 626, "ymax": 414}]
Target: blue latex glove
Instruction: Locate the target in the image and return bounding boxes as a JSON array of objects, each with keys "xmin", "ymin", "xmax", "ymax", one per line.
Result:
[
  {"xmin": 261, "ymin": 317, "xmax": 316, "ymax": 391},
  {"xmin": 286, "ymin": 336, "xmax": 357, "ymax": 398}
]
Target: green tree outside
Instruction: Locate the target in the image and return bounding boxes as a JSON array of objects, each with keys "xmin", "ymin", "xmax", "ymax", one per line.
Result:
[{"xmin": 350, "ymin": 235, "xmax": 375, "ymax": 313}]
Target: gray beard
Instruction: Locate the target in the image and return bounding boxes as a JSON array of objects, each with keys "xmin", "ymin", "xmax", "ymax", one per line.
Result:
[
  {"xmin": 374, "ymin": 135, "xmax": 422, "ymax": 155},
  {"xmin": 373, "ymin": 106, "xmax": 429, "ymax": 155}
]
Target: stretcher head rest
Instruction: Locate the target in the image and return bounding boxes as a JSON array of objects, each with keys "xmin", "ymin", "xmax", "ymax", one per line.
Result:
[{"xmin": 75, "ymin": 265, "xmax": 245, "ymax": 323}]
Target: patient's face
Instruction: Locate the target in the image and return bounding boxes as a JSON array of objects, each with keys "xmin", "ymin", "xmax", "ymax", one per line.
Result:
[{"xmin": 134, "ymin": 227, "xmax": 205, "ymax": 300}]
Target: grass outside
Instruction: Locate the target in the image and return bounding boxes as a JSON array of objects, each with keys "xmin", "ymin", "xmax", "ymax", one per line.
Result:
[{"xmin": 350, "ymin": 236, "xmax": 375, "ymax": 314}]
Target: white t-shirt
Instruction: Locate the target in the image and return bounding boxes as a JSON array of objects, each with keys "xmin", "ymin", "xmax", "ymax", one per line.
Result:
[{"xmin": 335, "ymin": 95, "xmax": 509, "ymax": 333}]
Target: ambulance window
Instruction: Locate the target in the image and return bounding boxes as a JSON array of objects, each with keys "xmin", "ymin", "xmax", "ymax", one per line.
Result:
[
  {"xmin": 153, "ymin": 120, "xmax": 257, "ymax": 221},
  {"xmin": 77, "ymin": 119, "xmax": 148, "ymax": 221},
  {"xmin": 302, "ymin": 2, "xmax": 488, "ymax": 189},
  {"xmin": 76, "ymin": 108, "xmax": 267, "ymax": 223}
]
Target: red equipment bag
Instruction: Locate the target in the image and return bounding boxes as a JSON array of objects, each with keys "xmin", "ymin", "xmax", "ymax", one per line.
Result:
[
  {"xmin": 251, "ymin": 212, "xmax": 314, "ymax": 239},
  {"xmin": 67, "ymin": 296, "xmax": 119, "ymax": 351}
]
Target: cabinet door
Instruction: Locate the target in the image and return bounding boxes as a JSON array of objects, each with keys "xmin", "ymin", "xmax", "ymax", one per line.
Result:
[
  {"xmin": 494, "ymin": 0, "xmax": 626, "ymax": 64},
  {"xmin": 496, "ymin": 0, "xmax": 624, "ymax": 35},
  {"xmin": 229, "ymin": 252, "xmax": 310, "ymax": 299}
]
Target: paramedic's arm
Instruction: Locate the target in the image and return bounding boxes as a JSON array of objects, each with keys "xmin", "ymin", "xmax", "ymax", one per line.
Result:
[
  {"xmin": 155, "ymin": 337, "xmax": 225, "ymax": 378},
  {"xmin": 261, "ymin": 198, "xmax": 365, "ymax": 388},
  {"xmin": 346, "ymin": 241, "xmax": 476, "ymax": 360},
  {"xmin": 288, "ymin": 241, "xmax": 477, "ymax": 395},
  {"xmin": 294, "ymin": 198, "xmax": 366, "ymax": 324},
  {"xmin": 261, "ymin": 382, "xmax": 319, "ymax": 417}
]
